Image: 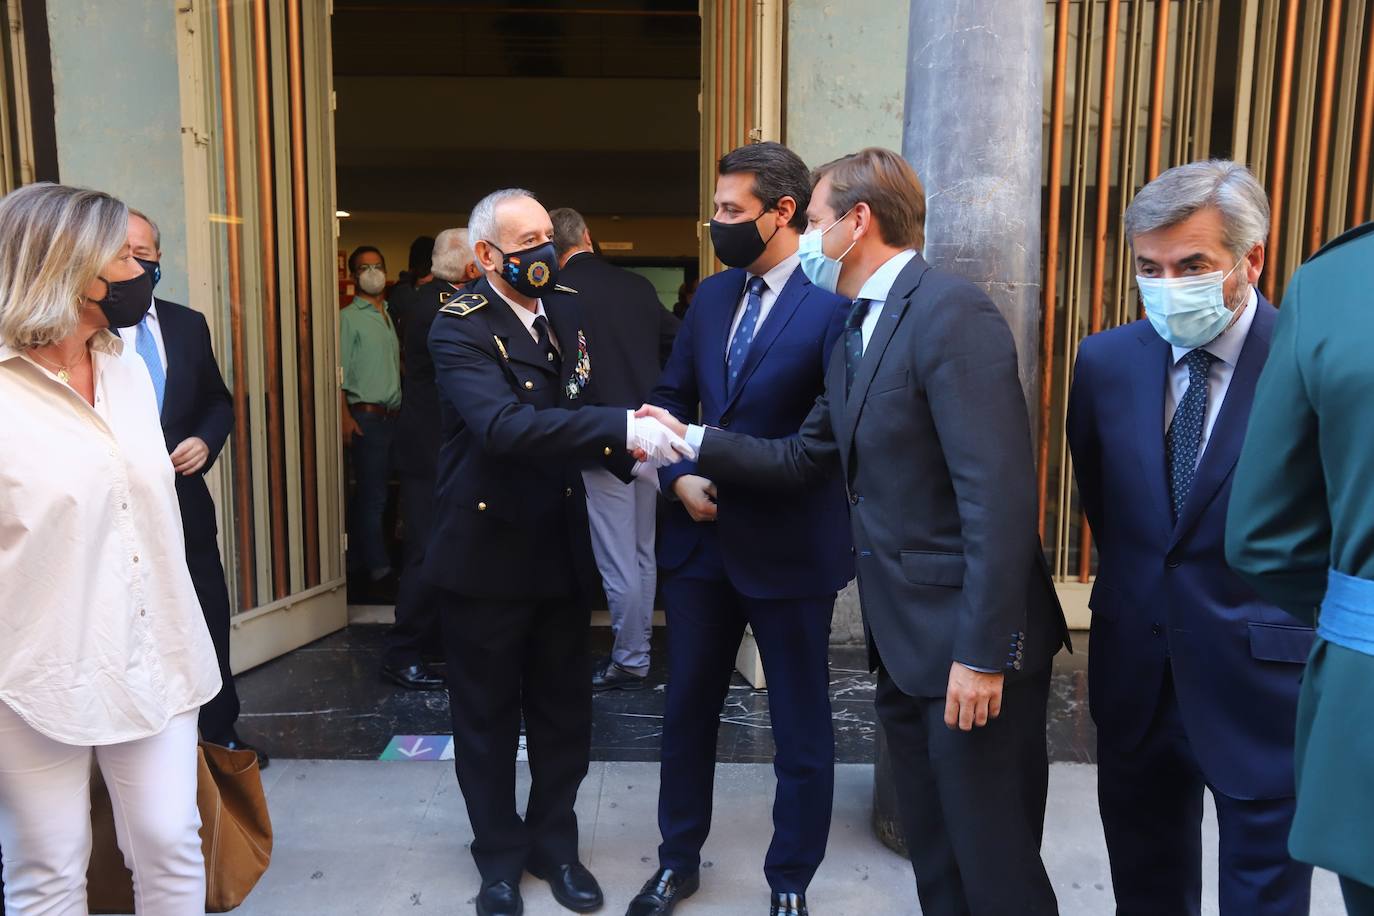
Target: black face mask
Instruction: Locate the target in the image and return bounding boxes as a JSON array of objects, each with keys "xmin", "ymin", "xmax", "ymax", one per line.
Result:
[
  {"xmin": 495, "ymin": 241, "xmax": 559, "ymax": 297},
  {"xmin": 93, "ymin": 268, "xmax": 154, "ymax": 329},
  {"xmin": 709, "ymin": 209, "xmax": 779, "ymax": 269},
  {"xmin": 135, "ymin": 257, "xmax": 162, "ymax": 291}
]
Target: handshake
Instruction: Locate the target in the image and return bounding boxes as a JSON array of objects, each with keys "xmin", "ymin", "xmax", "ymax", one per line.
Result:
[{"xmin": 626, "ymin": 405, "xmax": 694, "ymax": 467}]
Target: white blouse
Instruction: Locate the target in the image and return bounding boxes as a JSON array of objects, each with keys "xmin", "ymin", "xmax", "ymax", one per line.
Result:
[{"xmin": 0, "ymin": 331, "xmax": 221, "ymax": 745}]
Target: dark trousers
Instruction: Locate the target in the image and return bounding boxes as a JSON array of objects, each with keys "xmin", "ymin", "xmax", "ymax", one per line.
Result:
[
  {"xmin": 874, "ymin": 659, "xmax": 1057, "ymax": 916},
  {"xmin": 346, "ymin": 410, "xmax": 395, "ymax": 577},
  {"xmin": 656, "ymin": 570, "xmax": 836, "ymax": 893},
  {"xmin": 1097, "ymin": 668, "xmax": 1312, "ymax": 916},
  {"xmin": 440, "ymin": 591, "xmax": 592, "ymax": 885},
  {"xmin": 384, "ymin": 473, "xmax": 442, "ymax": 668},
  {"xmin": 184, "ymin": 519, "xmax": 240, "ymax": 744}
]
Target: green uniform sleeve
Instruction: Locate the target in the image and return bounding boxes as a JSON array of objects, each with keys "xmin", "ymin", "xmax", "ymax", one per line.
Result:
[{"xmin": 1225, "ymin": 270, "xmax": 1332, "ymax": 623}]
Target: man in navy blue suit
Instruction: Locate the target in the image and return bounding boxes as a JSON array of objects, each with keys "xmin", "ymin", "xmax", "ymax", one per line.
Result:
[
  {"xmin": 121, "ymin": 209, "xmax": 266, "ymax": 766},
  {"xmin": 1067, "ymin": 160, "xmax": 1313, "ymax": 915},
  {"xmin": 623, "ymin": 143, "xmax": 852, "ymax": 916}
]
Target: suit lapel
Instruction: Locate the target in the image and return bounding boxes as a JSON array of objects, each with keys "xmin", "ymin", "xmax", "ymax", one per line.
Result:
[
  {"xmin": 835, "ymin": 255, "xmax": 930, "ymax": 454},
  {"xmin": 480, "ymin": 282, "xmax": 559, "ymax": 378},
  {"xmin": 1130, "ymin": 324, "xmax": 1175, "ymax": 533},
  {"xmin": 1168, "ymin": 298, "xmax": 1277, "ymax": 549},
  {"xmin": 722, "ymin": 268, "xmax": 808, "ymax": 413}
]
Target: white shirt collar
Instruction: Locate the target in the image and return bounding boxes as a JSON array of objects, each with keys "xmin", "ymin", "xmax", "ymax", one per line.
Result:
[
  {"xmin": 751, "ymin": 251, "xmax": 800, "ymax": 292},
  {"xmin": 491, "ymin": 284, "xmax": 548, "ymax": 341},
  {"xmin": 857, "ymin": 249, "xmax": 919, "ymax": 303},
  {"xmin": 1171, "ymin": 287, "xmax": 1258, "ymax": 368}
]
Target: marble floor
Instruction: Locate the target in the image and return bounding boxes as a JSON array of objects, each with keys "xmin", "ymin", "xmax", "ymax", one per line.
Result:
[{"xmin": 234, "ymin": 624, "xmax": 1095, "ymax": 765}]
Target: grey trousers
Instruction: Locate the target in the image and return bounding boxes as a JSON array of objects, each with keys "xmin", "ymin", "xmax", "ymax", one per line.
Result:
[{"xmin": 582, "ymin": 468, "xmax": 658, "ymax": 674}]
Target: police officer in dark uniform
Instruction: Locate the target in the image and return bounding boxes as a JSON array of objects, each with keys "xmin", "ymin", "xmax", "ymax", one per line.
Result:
[
  {"xmin": 424, "ymin": 188, "xmax": 690, "ymax": 916},
  {"xmin": 382, "ymin": 228, "xmax": 480, "ymax": 691}
]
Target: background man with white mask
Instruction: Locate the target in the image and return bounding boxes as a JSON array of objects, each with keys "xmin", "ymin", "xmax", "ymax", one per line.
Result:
[
  {"xmin": 1066, "ymin": 160, "xmax": 1315, "ymax": 915},
  {"xmin": 340, "ymin": 244, "xmax": 402, "ymax": 603}
]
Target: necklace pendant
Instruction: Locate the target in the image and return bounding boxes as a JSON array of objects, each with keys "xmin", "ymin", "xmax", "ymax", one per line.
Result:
[{"xmin": 57, "ymin": 368, "xmax": 70, "ymax": 383}]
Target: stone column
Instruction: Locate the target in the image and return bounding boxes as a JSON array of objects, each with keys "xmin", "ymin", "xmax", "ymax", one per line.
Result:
[
  {"xmin": 874, "ymin": 0, "xmax": 1045, "ymax": 854},
  {"xmin": 900, "ymin": 0, "xmax": 1044, "ymax": 416}
]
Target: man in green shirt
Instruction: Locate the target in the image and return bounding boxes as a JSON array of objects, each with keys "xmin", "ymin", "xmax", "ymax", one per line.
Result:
[
  {"xmin": 341, "ymin": 245, "xmax": 401, "ymax": 600},
  {"xmin": 1227, "ymin": 220, "xmax": 1374, "ymax": 915}
]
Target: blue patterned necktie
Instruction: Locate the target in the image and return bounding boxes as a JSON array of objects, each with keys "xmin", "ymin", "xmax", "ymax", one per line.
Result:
[
  {"xmin": 135, "ymin": 316, "xmax": 166, "ymax": 413},
  {"xmin": 726, "ymin": 275, "xmax": 767, "ymax": 397},
  {"xmin": 1166, "ymin": 348, "xmax": 1216, "ymax": 519},
  {"xmin": 844, "ymin": 298, "xmax": 874, "ymax": 395}
]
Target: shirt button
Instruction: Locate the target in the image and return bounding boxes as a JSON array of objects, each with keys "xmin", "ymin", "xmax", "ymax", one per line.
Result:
[
  {"xmin": 132, "ymin": 555, "xmax": 140, "ymax": 564},
  {"xmin": 139, "ymin": 608, "xmax": 147, "ymax": 617},
  {"xmin": 477, "ymin": 501, "xmax": 487, "ymax": 511},
  {"xmin": 121, "ymin": 502, "xmax": 128, "ymax": 510},
  {"xmin": 524, "ymin": 380, "xmax": 534, "ymax": 390}
]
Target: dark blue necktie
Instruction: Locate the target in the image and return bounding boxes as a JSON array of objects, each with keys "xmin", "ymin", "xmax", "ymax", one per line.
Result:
[
  {"xmin": 844, "ymin": 298, "xmax": 874, "ymax": 395},
  {"xmin": 727, "ymin": 275, "xmax": 767, "ymax": 397},
  {"xmin": 1166, "ymin": 348, "xmax": 1216, "ymax": 519}
]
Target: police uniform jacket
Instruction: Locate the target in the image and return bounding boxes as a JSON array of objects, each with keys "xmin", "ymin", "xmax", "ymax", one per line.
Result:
[{"xmin": 421, "ymin": 276, "xmax": 635, "ymax": 602}]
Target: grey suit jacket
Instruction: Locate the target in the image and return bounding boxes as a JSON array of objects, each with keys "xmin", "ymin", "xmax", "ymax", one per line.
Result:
[{"xmin": 697, "ymin": 253, "xmax": 1070, "ymax": 698}]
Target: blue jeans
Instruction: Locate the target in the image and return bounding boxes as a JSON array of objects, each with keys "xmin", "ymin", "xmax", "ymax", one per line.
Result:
[{"xmin": 347, "ymin": 410, "xmax": 396, "ymax": 578}]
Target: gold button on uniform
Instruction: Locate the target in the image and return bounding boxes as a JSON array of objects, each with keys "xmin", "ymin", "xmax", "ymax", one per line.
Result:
[
  {"xmin": 603, "ymin": 446, "xmax": 613, "ymax": 456},
  {"xmin": 524, "ymin": 380, "xmax": 534, "ymax": 390},
  {"xmin": 477, "ymin": 501, "xmax": 487, "ymax": 511}
]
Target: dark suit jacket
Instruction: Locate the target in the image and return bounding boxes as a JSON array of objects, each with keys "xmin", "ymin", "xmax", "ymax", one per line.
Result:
[
  {"xmin": 394, "ymin": 279, "xmax": 462, "ymax": 480},
  {"xmin": 1068, "ymin": 296, "xmax": 1313, "ymax": 800},
  {"xmin": 560, "ymin": 252, "xmax": 679, "ymax": 408},
  {"xmin": 651, "ymin": 264, "xmax": 854, "ymax": 599},
  {"xmin": 155, "ymin": 298, "xmax": 234, "ymax": 545},
  {"xmin": 696, "ymin": 253, "xmax": 1070, "ymax": 697},
  {"xmin": 422, "ymin": 277, "xmax": 635, "ymax": 602}
]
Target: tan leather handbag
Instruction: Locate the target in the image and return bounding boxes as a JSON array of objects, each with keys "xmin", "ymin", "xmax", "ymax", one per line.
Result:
[{"xmin": 87, "ymin": 741, "xmax": 273, "ymax": 913}]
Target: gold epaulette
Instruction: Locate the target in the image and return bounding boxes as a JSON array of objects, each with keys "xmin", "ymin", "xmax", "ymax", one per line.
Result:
[{"xmin": 438, "ymin": 293, "xmax": 487, "ymax": 317}]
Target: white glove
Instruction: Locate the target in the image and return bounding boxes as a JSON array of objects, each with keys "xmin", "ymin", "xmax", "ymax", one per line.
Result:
[{"xmin": 627, "ymin": 413, "xmax": 697, "ymax": 466}]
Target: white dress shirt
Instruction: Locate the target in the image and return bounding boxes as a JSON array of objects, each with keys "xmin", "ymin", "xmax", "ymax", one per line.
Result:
[
  {"xmin": 1164, "ymin": 288, "xmax": 1258, "ymax": 468},
  {"xmin": 724, "ymin": 252, "xmax": 801, "ymax": 354},
  {"xmin": 854, "ymin": 249, "xmax": 919, "ymax": 351},
  {"xmin": 0, "ymin": 332, "xmax": 221, "ymax": 745},
  {"xmin": 117, "ymin": 299, "xmax": 168, "ymax": 371}
]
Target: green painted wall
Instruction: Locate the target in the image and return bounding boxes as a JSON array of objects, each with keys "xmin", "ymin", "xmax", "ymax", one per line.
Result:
[
  {"xmin": 46, "ymin": 0, "xmax": 190, "ymax": 306},
  {"xmin": 785, "ymin": 0, "xmax": 909, "ymax": 171}
]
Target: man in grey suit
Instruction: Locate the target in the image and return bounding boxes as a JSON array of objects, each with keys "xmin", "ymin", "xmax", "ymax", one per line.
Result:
[{"xmin": 640, "ymin": 148, "xmax": 1070, "ymax": 916}]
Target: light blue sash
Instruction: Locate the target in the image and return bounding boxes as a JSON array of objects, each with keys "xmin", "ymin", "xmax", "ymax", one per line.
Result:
[{"xmin": 1319, "ymin": 569, "xmax": 1374, "ymax": 656}]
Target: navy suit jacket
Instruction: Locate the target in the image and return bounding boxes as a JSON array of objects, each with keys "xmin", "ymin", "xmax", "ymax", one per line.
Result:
[
  {"xmin": 650, "ymin": 264, "xmax": 853, "ymax": 599},
  {"xmin": 154, "ymin": 298, "xmax": 234, "ymax": 546},
  {"xmin": 1067, "ymin": 296, "xmax": 1314, "ymax": 800}
]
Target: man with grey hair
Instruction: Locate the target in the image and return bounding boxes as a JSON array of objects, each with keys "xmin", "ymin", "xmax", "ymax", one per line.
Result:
[
  {"xmin": 1067, "ymin": 159, "xmax": 1314, "ymax": 914},
  {"xmin": 550, "ymin": 207, "xmax": 680, "ymax": 692},
  {"xmin": 381, "ymin": 227, "xmax": 478, "ymax": 691},
  {"xmin": 423, "ymin": 189, "xmax": 690, "ymax": 916}
]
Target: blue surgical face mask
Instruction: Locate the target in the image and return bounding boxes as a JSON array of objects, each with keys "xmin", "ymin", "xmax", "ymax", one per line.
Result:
[
  {"xmin": 1136, "ymin": 257, "xmax": 1247, "ymax": 349},
  {"xmin": 798, "ymin": 208, "xmax": 857, "ymax": 294}
]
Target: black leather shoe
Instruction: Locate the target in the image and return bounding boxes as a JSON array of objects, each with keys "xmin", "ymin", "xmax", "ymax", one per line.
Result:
[
  {"xmin": 382, "ymin": 662, "xmax": 447, "ymax": 691},
  {"xmin": 212, "ymin": 734, "xmax": 270, "ymax": 770},
  {"xmin": 625, "ymin": 868, "xmax": 699, "ymax": 915},
  {"xmin": 476, "ymin": 879, "xmax": 523, "ymax": 916},
  {"xmin": 770, "ymin": 892, "xmax": 808, "ymax": 916},
  {"xmin": 528, "ymin": 861, "xmax": 603, "ymax": 912},
  {"xmin": 592, "ymin": 657, "xmax": 647, "ymax": 692}
]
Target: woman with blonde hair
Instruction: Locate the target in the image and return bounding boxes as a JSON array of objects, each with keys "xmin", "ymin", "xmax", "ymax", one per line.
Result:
[{"xmin": 0, "ymin": 182, "xmax": 221, "ymax": 915}]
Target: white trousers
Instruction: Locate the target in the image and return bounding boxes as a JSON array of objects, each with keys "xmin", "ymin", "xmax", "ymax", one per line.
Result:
[
  {"xmin": 583, "ymin": 468, "xmax": 659, "ymax": 674},
  {"xmin": 0, "ymin": 703, "xmax": 205, "ymax": 916}
]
